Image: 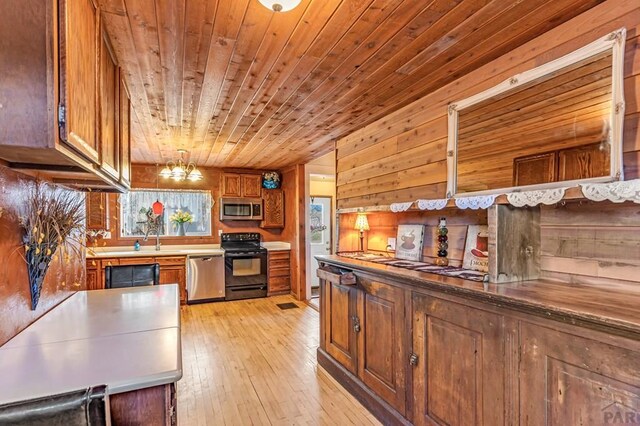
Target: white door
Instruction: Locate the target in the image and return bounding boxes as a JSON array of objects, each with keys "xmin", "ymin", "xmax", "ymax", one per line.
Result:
[{"xmin": 309, "ymin": 196, "xmax": 332, "ymax": 288}]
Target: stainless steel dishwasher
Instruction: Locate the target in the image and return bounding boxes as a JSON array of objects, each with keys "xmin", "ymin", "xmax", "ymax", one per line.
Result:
[{"xmin": 187, "ymin": 254, "xmax": 225, "ymax": 303}]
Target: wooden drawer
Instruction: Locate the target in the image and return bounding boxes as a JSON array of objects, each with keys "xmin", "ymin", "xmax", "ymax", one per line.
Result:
[
  {"xmin": 269, "ymin": 251, "xmax": 290, "ymax": 260},
  {"xmin": 101, "ymin": 258, "xmax": 120, "ymax": 267},
  {"xmin": 119, "ymin": 257, "xmax": 155, "ymax": 265},
  {"xmin": 269, "ymin": 267, "xmax": 290, "ymax": 278},
  {"xmin": 269, "ymin": 276, "xmax": 291, "ymax": 293},
  {"xmin": 317, "ymin": 266, "xmax": 356, "ymax": 285},
  {"xmin": 269, "ymin": 259, "xmax": 290, "ymax": 270},
  {"xmin": 155, "ymin": 256, "xmax": 186, "ymax": 266}
]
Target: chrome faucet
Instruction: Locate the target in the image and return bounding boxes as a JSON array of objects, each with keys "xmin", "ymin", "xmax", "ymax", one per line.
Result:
[
  {"xmin": 143, "ymin": 214, "xmax": 162, "ymax": 251},
  {"xmin": 154, "ymin": 226, "xmax": 161, "ymax": 251}
]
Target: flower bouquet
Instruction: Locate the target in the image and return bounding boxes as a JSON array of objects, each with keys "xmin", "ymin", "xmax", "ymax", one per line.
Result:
[
  {"xmin": 262, "ymin": 171, "xmax": 281, "ymax": 189},
  {"xmin": 169, "ymin": 209, "xmax": 194, "ymax": 236}
]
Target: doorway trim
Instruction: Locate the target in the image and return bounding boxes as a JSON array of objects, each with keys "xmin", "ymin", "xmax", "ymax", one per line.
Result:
[{"xmin": 307, "ymin": 194, "xmax": 334, "ymax": 300}]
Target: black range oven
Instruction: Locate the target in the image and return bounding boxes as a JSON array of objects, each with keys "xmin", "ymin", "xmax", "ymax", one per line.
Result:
[{"xmin": 221, "ymin": 233, "xmax": 268, "ymax": 301}]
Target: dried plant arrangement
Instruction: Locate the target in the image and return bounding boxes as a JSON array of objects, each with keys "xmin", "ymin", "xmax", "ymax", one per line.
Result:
[{"xmin": 18, "ymin": 181, "xmax": 85, "ymax": 309}]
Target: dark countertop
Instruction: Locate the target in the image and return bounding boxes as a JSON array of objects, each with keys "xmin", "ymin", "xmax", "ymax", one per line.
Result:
[{"xmin": 316, "ymin": 255, "xmax": 640, "ymax": 337}]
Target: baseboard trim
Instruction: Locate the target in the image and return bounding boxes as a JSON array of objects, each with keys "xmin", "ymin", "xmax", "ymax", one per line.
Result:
[{"xmin": 317, "ymin": 348, "xmax": 411, "ymax": 426}]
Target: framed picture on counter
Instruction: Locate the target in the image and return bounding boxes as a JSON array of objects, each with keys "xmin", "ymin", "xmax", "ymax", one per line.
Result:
[
  {"xmin": 395, "ymin": 224, "xmax": 425, "ymax": 261},
  {"xmin": 463, "ymin": 225, "xmax": 489, "ymax": 272}
]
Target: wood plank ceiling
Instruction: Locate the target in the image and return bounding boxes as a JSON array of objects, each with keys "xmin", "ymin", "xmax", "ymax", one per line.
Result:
[{"xmin": 99, "ymin": 0, "xmax": 605, "ymax": 169}]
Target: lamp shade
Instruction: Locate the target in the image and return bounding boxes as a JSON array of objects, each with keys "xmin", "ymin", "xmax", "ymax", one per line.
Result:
[
  {"xmin": 159, "ymin": 166, "xmax": 172, "ymax": 178},
  {"xmin": 171, "ymin": 165, "xmax": 186, "ymax": 179},
  {"xmin": 259, "ymin": 0, "xmax": 301, "ymax": 12},
  {"xmin": 187, "ymin": 168, "xmax": 204, "ymax": 181},
  {"xmin": 354, "ymin": 213, "xmax": 370, "ymax": 231}
]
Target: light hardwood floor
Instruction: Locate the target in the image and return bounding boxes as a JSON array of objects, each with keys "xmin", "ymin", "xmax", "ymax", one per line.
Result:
[{"xmin": 178, "ymin": 295, "xmax": 380, "ymax": 425}]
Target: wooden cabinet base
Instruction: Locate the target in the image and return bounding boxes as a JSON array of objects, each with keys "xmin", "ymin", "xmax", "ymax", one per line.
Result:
[
  {"xmin": 86, "ymin": 256, "xmax": 187, "ymax": 304},
  {"xmin": 318, "ymin": 256, "xmax": 640, "ymax": 425},
  {"xmin": 317, "ymin": 349, "xmax": 410, "ymax": 426},
  {"xmin": 109, "ymin": 383, "xmax": 176, "ymax": 425}
]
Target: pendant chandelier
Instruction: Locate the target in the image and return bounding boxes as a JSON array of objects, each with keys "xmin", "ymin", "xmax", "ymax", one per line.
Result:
[{"xmin": 159, "ymin": 149, "xmax": 203, "ymax": 182}]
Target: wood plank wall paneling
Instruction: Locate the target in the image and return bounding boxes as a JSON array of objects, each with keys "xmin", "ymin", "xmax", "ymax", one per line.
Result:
[
  {"xmin": 539, "ymin": 202, "xmax": 640, "ymax": 285},
  {"xmin": 0, "ymin": 164, "xmax": 85, "ymax": 346},
  {"xmin": 335, "ymin": 0, "xmax": 640, "ymax": 210},
  {"xmin": 94, "ymin": 164, "xmax": 298, "ymax": 247},
  {"xmin": 338, "ymin": 209, "xmax": 487, "ymax": 267}
]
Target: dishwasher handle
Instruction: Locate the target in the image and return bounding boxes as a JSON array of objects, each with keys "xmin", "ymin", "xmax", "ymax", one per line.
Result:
[{"xmin": 189, "ymin": 255, "xmax": 223, "ymax": 261}]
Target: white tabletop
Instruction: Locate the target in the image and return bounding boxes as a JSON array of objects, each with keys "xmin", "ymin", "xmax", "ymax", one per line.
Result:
[{"xmin": 0, "ymin": 285, "xmax": 182, "ymax": 404}]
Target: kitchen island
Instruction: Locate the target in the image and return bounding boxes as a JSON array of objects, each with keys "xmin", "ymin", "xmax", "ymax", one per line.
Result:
[
  {"xmin": 316, "ymin": 255, "xmax": 640, "ymax": 425},
  {"xmin": 0, "ymin": 285, "xmax": 182, "ymax": 424}
]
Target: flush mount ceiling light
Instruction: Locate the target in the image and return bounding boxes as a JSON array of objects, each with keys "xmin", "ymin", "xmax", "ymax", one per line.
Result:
[
  {"xmin": 159, "ymin": 149, "xmax": 204, "ymax": 182},
  {"xmin": 258, "ymin": 0, "xmax": 301, "ymax": 12}
]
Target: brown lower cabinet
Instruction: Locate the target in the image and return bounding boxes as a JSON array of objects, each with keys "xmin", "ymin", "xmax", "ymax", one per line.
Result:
[
  {"xmin": 267, "ymin": 250, "xmax": 291, "ymax": 295},
  {"xmin": 412, "ymin": 293, "xmax": 508, "ymax": 425},
  {"xmin": 520, "ymin": 322, "xmax": 640, "ymax": 425},
  {"xmin": 86, "ymin": 256, "xmax": 187, "ymax": 304},
  {"xmin": 319, "ymin": 270, "xmax": 409, "ymax": 423},
  {"xmin": 317, "ymin": 261, "xmax": 640, "ymax": 425},
  {"xmin": 110, "ymin": 383, "xmax": 176, "ymax": 425}
]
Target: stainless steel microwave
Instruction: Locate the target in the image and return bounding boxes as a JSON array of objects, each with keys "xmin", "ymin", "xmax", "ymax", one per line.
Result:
[{"xmin": 219, "ymin": 198, "xmax": 263, "ymax": 221}]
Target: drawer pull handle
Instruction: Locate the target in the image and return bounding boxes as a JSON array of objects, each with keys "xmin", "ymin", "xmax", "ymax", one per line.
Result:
[
  {"xmin": 409, "ymin": 353, "xmax": 419, "ymax": 366},
  {"xmin": 352, "ymin": 315, "xmax": 361, "ymax": 333}
]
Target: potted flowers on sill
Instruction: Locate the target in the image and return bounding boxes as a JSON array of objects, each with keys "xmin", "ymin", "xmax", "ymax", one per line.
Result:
[{"xmin": 169, "ymin": 210, "xmax": 194, "ymax": 237}]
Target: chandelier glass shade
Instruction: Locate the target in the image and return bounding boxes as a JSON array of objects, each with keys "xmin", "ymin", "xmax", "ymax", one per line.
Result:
[
  {"xmin": 159, "ymin": 150, "xmax": 203, "ymax": 182},
  {"xmin": 258, "ymin": 0, "xmax": 301, "ymax": 12}
]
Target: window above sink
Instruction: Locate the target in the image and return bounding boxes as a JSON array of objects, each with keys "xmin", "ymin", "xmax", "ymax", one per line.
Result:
[{"xmin": 119, "ymin": 190, "xmax": 213, "ymax": 238}]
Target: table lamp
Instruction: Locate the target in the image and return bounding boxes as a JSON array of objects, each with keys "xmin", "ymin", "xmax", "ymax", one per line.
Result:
[{"xmin": 354, "ymin": 213, "xmax": 370, "ymax": 252}]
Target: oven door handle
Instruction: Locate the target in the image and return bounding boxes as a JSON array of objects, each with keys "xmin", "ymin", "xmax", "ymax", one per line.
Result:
[{"xmin": 227, "ymin": 285, "xmax": 267, "ymax": 291}]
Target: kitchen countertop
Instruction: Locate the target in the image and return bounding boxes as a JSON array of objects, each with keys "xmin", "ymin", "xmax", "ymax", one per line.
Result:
[
  {"xmin": 317, "ymin": 255, "xmax": 640, "ymax": 337},
  {"xmin": 0, "ymin": 285, "xmax": 182, "ymax": 404},
  {"xmin": 87, "ymin": 244, "xmax": 224, "ymax": 258},
  {"xmin": 261, "ymin": 241, "xmax": 291, "ymax": 251},
  {"xmin": 86, "ymin": 242, "xmax": 291, "ymax": 258}
]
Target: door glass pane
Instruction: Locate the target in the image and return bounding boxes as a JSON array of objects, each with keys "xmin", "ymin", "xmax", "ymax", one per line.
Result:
[
  {"xmin": 310, "ymin": 197, "xmax": 332, "ymax": 288},
  {"xmin": 120, "ymin": 190, "xmax": 212, "ymax": 237},
  {"xmin": 233, "ymin": 258, "xmax": 261, "ymax": 276}
]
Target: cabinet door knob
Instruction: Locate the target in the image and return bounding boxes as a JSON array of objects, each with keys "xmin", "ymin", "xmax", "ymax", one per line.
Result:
[
  {"xmin": 409, "ymin": 353, "xmax": 419, "ymax": 366},
  {"xmin": 352, "ymin": 315, "xmax": 361, "ymax": 333}
]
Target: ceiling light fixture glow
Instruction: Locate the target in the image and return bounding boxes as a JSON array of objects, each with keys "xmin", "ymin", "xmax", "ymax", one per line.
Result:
[
  {"xmin": 159, "ymin": 150, "xmax": 204, "ymax": 183},
  {"xmin": 258, "ymin": 0, "xmax": 301, "ymax": 12}
]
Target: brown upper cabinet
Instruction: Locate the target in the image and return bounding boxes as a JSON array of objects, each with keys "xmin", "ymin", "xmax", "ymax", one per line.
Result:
[
  {"xmin": 513, "ymin": 143, "xmax": 609, "ymax": 187},
  {"xmin": 513, "ymin": 152, "xmax": 557, "ymax": 187},
  {"xmin": 59, "ymin": 0, "xmax": 101, "ymax": 165},
  {"xmin": 0, "ymin": 0, "xmax": 129, "ymax": 192},
  {"xmin": 86, "ymin": 192, "xmax": 108, "ymax": 230},
  {"xmin": 99, "ymin": 26, "xmax": 120, "ymax": 181},
  {"xmin": 261, "ymin": 189, "xmax": 284, "ymax": 229},
  {"xmin": 221, "ymin": 173, "xmax": 262, "ymax": 198},
  {"xmin": 558, "ymin": 143, "xmax": 610, "ymax": 181},
  {"xmin": 119, "ymin": 78, "xmax": 132, "ymax": 188}
]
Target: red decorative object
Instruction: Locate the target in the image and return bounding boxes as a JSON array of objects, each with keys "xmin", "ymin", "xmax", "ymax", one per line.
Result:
[{"xmin": 152, "ymin": 200, "xmax": 164, "ymax": 215}]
